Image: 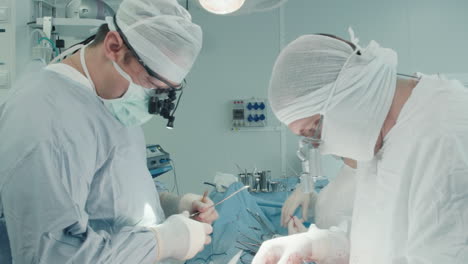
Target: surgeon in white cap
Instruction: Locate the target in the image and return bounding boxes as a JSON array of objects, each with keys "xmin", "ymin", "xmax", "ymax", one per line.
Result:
[
  {"xmin": 0, "ymin": 0, "xmax": 218, "ymax": 263},
  {"xmin": 252, "ymin": 30, "xmax": 468, "ymax": 264}
]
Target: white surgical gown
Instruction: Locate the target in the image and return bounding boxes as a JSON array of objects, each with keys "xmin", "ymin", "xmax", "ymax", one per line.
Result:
[
  {"xmin": 350, "ymin": 76, "xmax": 468, "ymax": 263},
  {"xmin": 0, "ymin": 63, "xmax": 166, "ymax": 263},
  {"xmin": 315, "ymin": 164, "xmax": 356, "ymax": 233}
]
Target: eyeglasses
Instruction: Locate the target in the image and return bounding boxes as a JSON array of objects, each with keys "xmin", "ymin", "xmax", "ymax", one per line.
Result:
[
  {"xmin": 303, "ymin": 115, "xmax": 323, "ymax": 147},
  {"xmin": 113, "ymin": 15, "xmax": 185, "ymax": 92}
]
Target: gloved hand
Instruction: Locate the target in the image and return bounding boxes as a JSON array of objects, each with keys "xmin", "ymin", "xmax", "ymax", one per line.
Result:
[
  {"xmin": 252, "ymin": 225, "xmax": 349, "ymax": 264},
  {"xmin": 281, "ymin": 186, "xmax": 317, "ymax": 227},
  {"xmin": 287, "ymin": 216, "xmax": 307, "ymax": 235},
  {"xmin": 151, "ymin": 211, "xmax": 213, "ymax": 261},
  {"xmin": 179, "ymin": 193, "xmax": 219, "ymax": 224}
]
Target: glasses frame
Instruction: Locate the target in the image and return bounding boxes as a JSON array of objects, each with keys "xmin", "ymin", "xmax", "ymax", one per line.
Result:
[{"xmin": 302, "ymin": 115, "xmax": 323, "ymax": 147}]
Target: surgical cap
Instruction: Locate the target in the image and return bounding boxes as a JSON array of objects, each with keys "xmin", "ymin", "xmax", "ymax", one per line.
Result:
[
  {"xmin": 268, "ymin": 35, "xmax": 355, "ymax": 125},
  {"xmin": 268, "ymin": 33, "xmax": 398, "ymax": 161},
  {"xmin": 114, "ymin": 0, "xmax": 202, "ymax": 83}
]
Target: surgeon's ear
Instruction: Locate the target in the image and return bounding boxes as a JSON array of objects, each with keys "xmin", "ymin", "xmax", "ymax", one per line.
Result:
[{"xmin": 103, "ymin": 31, "xmax": 127, "ymax": 62}]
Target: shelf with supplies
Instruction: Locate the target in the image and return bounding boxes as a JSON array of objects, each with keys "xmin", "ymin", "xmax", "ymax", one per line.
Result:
[{"xmin": 28, "ymin": 17, "xmax": 105, "ymax": 38}]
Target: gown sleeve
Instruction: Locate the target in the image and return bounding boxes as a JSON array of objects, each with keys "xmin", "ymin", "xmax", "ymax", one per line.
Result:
[{"xmin": 1, "ymin": 141, "xmax": 160, "ymax": 264}]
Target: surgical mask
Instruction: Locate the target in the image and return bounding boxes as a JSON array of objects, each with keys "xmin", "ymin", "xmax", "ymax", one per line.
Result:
[
  {"xmin": 79, "ymin": 45, "xmax": 154, "ymax": 127},
  {"xmin": 318, "ymin": 38, "xmax": 397, "ymax": 161}
]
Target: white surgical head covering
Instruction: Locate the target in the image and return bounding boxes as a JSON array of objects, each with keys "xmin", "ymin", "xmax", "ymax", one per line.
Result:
[
  {"xmin": 269, "ymin": 29, "xmax": 398, "ymax": 161},
  {"xmin": 108, "ymin": 0, "xmax": 202, "ymax": 84}
]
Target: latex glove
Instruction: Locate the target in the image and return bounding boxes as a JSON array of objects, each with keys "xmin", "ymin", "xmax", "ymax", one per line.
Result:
[
  {"xmin": 252, "ymin": 225, "xmax": 349, "ymax": 264},
  {"xmin": 151, "ymin": 211, "xmax": 213, "ymax": 261},
  {"xmin": 281, "ymin": 186, "xmax": 317, "ymax": 227},
  {"xmin": 179, "ymin": 193, "xmax": 219, "ymax": 224},
  {"xmin": 287, "ymin": 216, "xmax": 307, "ymax": 235}
]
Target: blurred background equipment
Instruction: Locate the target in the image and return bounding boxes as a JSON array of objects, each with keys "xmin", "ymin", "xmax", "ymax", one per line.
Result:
[
  {"xmin": 65, "ymin": 0, "xmax": 115, "ymax": 19},
  {"xmin": 146, "ymin": 144, "xmax": 173, "ymax": 178}
]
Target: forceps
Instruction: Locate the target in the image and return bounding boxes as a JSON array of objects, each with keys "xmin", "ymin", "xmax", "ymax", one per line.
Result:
[{"xmin": 190, "ymin": 186, "xmax": 249, "ymax": 217}]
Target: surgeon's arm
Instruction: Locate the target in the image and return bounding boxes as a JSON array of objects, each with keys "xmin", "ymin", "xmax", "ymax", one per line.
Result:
[
  {"xmin": 403, "ymin": 137, "xmax": 468, "ymax": 263},
  {"xmin": 342, "ymin": 158, "xmax": 357, "ymax": 169},
  {"xmin": 2, "ymin": 142, "xmax": 159, "ymax": 263}
]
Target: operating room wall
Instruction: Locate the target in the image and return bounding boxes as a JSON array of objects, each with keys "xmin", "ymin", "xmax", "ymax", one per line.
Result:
[
  {"xmin": 142, "ymin": 7, "xmax": 288, "ymax": 194},
  {"xmin": 143, "ymin": 0, "xmax": 468, "ymax": 194},
  {"xmin": 15, "ymin": 0, "xmax": 33, "ymax": 79}
]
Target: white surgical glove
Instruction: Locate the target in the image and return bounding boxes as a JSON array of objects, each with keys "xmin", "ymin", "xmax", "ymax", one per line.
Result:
[
  {"xmin": 151, "ymin": 211, "xmax": 213, "ymax": 261},
  {"xmin": 281, "ymin": 186, "xmax": 317, "ymax": 227},
  {"xmin": 287, "ymin": 216, "xmax": 308, "ymax": 235},
  {"xmin": 179, "ymin": 193, "xmax": 219, "ymax": 224},
  {"xmin": 252, "ymin": 225, "xmax": 349, "ymax": 264}
]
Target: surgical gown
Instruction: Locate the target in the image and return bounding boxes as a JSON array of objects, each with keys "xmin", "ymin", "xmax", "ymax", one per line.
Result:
[
  {"xmin": 0, "ymin": 63, "xmax": 166, "ymax": 263},
  {"xmin": 315, "ymin": 164, "xmax": 356, "ymax": 233},
  {"xmin": 350, "ymin": 75, "xmax": 468, "ymax": 263}
]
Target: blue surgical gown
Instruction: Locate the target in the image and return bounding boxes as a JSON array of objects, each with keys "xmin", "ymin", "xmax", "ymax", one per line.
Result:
[{"xmin": 0, "ymin": 63, "xmax": 165, "ymax": 263}]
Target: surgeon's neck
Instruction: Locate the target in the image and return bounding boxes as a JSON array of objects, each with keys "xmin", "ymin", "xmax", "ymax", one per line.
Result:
[
  {"xmin": 375, "ymin": 78, "xmax": 419, "ymax": 150},
  {"xmin": 63, "ymin": 46, "xmax": 125, "ymax": 99}
]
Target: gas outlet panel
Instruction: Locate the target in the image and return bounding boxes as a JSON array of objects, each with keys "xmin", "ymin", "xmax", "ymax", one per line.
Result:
[{"xmin": 232, "ymin": 98, "xmax": 267, "ymax": 128}]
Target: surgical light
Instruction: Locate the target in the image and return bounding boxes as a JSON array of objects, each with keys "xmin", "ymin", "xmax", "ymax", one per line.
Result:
[{"xmin": 198, "ymin": 0, "xmax": 246, "ymax": 15}]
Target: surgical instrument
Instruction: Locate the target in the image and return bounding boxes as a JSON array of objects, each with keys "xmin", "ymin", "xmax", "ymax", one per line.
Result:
[
  {"xmin": 190, "ymin": 186, "xmax": 249, "ymax": 217},
  {"xmin": 239, "ymin": 232, "xmax": 263, "ymax": 244},
  {"xmin": 246, "ymin": 208, "xmax": 276, "ymax": 236},
  {"xmin": 235, "ymin": 246, "xmax": 257, "ymax": 256}
]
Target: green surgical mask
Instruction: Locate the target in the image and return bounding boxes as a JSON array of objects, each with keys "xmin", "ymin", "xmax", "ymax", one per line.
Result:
[{"xmin": 80, "ymin": 45, "xmax": 154, "ymax": 127}]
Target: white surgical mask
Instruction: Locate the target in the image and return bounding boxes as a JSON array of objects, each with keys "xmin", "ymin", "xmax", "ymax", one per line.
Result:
[
  {"xmin": 318, "ymin": 40, "xmax": 397, "ymax": 161},
  {"xmin": 80, "ymin": 45, "xmax": 154, "ymax": 127}
]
